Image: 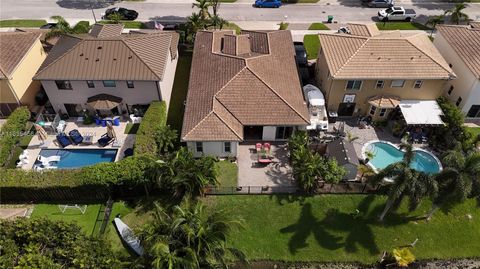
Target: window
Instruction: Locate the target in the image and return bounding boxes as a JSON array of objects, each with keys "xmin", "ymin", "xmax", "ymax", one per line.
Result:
[
  {"xmin": 103, "ymin": 80, "xmax": 116, "ymax": 87},
  {"xmin": 369, "ymin": 106, "xmax": 377, "ymax": 116},
  {"xmin": 413, "ymin": 80, "xmax": 423, "ymax": 88},
  {"xmin": 467, "ymin": 105, "xmax": 480, "ymax": 118},
  {"xmin": 379, "ymin": 108, "xmax": 387, "ymax": 117},
  {"xmin": 391, "ymin": 80, "xmax": 405, "ymax": 87},
  {"xmin": 224, "ymin": 142, "xmax": 231, "ymax": 153},
  {"xmin": 456, "ymin": 97, "xmax": 462, "ymax": 107},
  {"xmin": 346, "ymin": 80, "xmax": 362, "ymax": 91},
  {"xmin": 376, "ymin": 80, "xmax": 384, "ymax": 89},
  {"xmin": 448, "ymin": 86, "xmax": 454, "ymax": 95},
  {"xmin": 86, "ymin": 80, "xmax": 95, "ymax": 88},
  {"xmin": 55, "ymin": 80, "xmax": 72, "ymax": 90},
  {"xmin": 195, "ymin": 142, "xmax": 203, "ymax": 153},
  {"xmin": 126, "ymin": 81, "xmax": 134, "ymax": 88},
  {"xmin": 275, "ymin": 127, "xmax": 293, "ymax": 140}
]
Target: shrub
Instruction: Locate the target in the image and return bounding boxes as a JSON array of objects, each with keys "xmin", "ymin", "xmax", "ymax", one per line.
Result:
[
  {"xmin": 279, "ymin": 22, "xmax": 289, "ymax": 30},
  {"xmin": 134, "ymin": 101, "xmax": 168, "ymax": 156},
  {"xmin": 0, "ymin": 107, "xmax": 30, "ymax": 167}
]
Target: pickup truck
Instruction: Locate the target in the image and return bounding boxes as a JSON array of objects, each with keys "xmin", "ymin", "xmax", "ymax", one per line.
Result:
[{"xmin": 378, "ymin": 6, "xmax": 416, "ymax": 21}]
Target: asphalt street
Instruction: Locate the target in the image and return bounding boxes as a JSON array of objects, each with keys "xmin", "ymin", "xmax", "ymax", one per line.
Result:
[{"xmin": 1, "ymin": 0, "xmax": 480, "ymax": 23}]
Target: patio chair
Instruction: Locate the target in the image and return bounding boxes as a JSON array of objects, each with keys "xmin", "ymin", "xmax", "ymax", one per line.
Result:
[
  {"xmin": 56, "ymin": 133, "xmax": 72, "ymax": 148},
  {"xmin": 37, "ymin": 155, "xmax": 61, "ymax": 166},
  {"xmin": 68, "ymin": 129, "xmax": 84, "ymax": 145},
  {"xmin": 255, "ymin": 143, "xmax": 262, "ymax": 153},
  {"xmin": 97, "ymin": 133, "xmax": 114, "ymax": 147}
]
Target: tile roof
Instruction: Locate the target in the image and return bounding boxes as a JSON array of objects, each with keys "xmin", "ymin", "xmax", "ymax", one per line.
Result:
[
  {"xmin": 181, "ymin": 30, "xmax": 309, "ymax": 142},
  {"xmin": 0, "ymin": 32, "xmax": 41, "ymax": 80},
  {"xmin": 368, "ymin": 95, "xmax": 401, "ymax": 108},
  {"xmin": 437, "ymin": 24, "xmax": 480, "ymax": 79},
  {"xmin": 34, "ymin": 24, "xmax": 179, "ymax": 81},
  {"xmin": 90, "ymin": 24, "xmax": 124, "ymax": 38},
  {"xmin": 347, "ymin": 23, "xmax": 380, "ymax": 37},
  {"xmin": 319, "ymin": 27, "xmax": 455, "ymax": 80},
  {"xmin": 470, "ymin": 21, "xmax": 480, "ymax": 28}
]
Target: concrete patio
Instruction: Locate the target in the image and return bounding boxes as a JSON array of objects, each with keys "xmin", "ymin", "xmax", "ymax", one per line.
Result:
[{"xmin": 237, "ymin": 142, "xmax": 295, "ymax": 187}]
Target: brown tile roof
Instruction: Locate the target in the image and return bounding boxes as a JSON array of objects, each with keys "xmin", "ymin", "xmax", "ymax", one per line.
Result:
[
  {"xmin": 437, "ymin": 25, "xmax": 480, "ymax": 79},
  {"xmin": 347, "ymin": 23, "xmax": 380, "ymax": 37},
  {"xmin": 470, "ymin": 21, "xmax": 480, "ymax": 28},
  {"xmin": 0, "ymin": 32, "xmax": 41, "ymax": 79},
  {"xmin": 90, "ymin": 24, "xmax": 124, "ymax": 38},
  {"xmin": 319, "ymin": 31, "xmax": 455, "ymax": 80},
  {"xmin": 181, "ymin": 30, "xmax": 309, "ymax": 142},
  {"xmin": 368, "ymin": 95, "xmax": 401, "ymax": 108},
  {"xmin": 34, "ymin": 24, "xmax": 178, "ymax": 81}
]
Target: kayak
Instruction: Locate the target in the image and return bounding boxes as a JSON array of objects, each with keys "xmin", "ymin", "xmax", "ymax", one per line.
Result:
[{"xmin": 113, "ymin": 217, "xmax": 144, "ymax": 256}]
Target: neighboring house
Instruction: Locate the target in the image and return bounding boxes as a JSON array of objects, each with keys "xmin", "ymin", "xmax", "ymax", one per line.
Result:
[
  {"xmin": 33, "ymin": 24, "xmax": 179, "ymax": 117},
  {"xmin": 434, "ymin": 24, "xmax": 480, "ymax": 119},
  {"xmin": 326, "ymin": 138, "xmax": 359, "ymax": 181},
  {"xmin": 0, "ymin": 32, "xmax": 46, "ymax": 117},
  {"xmin": 181, "ymin": 30, "xmax": 309, "ymax": 158},
  {"xmin": 315, "ymin": 23, "xmax": 455, "ymax": 120}
]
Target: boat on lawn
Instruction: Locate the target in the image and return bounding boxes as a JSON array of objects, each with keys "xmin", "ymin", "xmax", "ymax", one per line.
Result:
[{"xmin": 113, "ymin": 216, "xmax": 144, "ymax": 256}]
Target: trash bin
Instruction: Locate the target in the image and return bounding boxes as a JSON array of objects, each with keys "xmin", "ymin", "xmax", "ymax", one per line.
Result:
[
  {"xmin": 328, "ymin": 111, "xmax": 338, "ymax": 123},
  {"xmin": 327, "ymin": 15, "xmax": 334, "ymax": 23}
]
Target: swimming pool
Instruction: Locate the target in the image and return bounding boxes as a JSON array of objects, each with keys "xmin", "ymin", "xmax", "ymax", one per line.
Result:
[
  {"xmin": 37, "ymin": 149, "xmax": 117, "ymax": 169},
  {"xmin": 362, "ymin": 141, "xmax": 441, "ymax": 174}
]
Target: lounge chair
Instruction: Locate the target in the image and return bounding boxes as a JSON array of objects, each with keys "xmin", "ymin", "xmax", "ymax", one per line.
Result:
[
  {"xmin": 68, "ymin": 129, "xmax": 84, "ymax": 145},
  {"xmin": 56, "ymin": 133, "xmax": 72, "ymax": 148},
  {"xmin": 97, "ymin": 133, "xmax": 114, "ymax": 147},
  {"xmin": 37, "ymin": 155, "xmax": 61, "ymax": 166},
  {"xmin": 33, "ymin": 165, "xmax": 58, "ymax": 171}
]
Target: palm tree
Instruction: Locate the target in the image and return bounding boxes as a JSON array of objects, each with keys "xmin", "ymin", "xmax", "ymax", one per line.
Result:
[
  {"xmin": 154, "ymin": 126, "xmax": 177, "ymax": 156},
  {"xmin": 45, "ymin": 16, "xmax": 90, "ymax": 40},
  {"xmin": 426, "ymin": 15, "xmax": 444, "ymax": 37},
  {"xmin": 445, "ymin": 3, "xmax": 469, "ymax": 25},
  {"xmin": 185, "ymin": 13, "xmax": 204, "ymax": 43},
  {"xmin": 358, "ymin": 164, "xmax": 375, "ymax": 181},
  {"xmin": 192, "ymin": 0, "xmax": 212, "ymax": 21},
  {"xmin": 210, "ymin": 14, "xmax": 228, "ymax": 30},
  {"xmin": 291, "ymin": 145, "xmax": 323, "ymax": 193}
]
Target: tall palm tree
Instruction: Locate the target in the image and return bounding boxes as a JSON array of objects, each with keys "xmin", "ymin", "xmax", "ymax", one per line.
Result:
[
  {"xmin": 445, "ymin": 3, "xmax": 469, "ymax": 25},
  {"xmin": 210, "ymin": 14, "xmax": 228, "ymax": 30},
  {"xmin": 369, "ymin": 142, "xmax": 438, "ymax": 221},
  {"xmin": 192, "ymin": 0, "xmax": 212, "ymax": 21},
  {"xmin": 426, "ymin": 15, "xmax": 444, "ymax": 37}
]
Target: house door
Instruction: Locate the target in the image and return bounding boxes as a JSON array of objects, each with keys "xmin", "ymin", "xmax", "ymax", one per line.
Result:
[
  {"xmin": 244, "ymin": 126, "xmax": 263, "ymax": 140},
  {"xmin": 275, "ymin": 126, "xmax": 293, "ymax": 140},
  {"xmin": 338, "ymin": 102, "xmax": 356, "ymax": 116},
  {"xmin": 64, "ymin": 104, "xmax": 82, "ymax": 117}
]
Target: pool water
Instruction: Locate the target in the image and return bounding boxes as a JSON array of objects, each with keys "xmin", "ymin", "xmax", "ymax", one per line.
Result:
[
  {"xmin": 365, "ymin": 142, "xmax": 441, "ymax": 174},
  {"xmin": 38, "ymin": 149, "xmax": 117, "ymax": 169}
]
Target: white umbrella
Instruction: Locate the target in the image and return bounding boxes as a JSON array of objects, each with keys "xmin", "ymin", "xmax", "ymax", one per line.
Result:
[{"xmin": 107, "ymin": 121, "xmax": 116, "ymax": 139}]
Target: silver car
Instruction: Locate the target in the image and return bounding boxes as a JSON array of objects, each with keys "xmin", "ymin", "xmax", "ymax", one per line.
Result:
[{"xmin": 362, "ymin": 0, "xmax": 394, "ymax": 8}]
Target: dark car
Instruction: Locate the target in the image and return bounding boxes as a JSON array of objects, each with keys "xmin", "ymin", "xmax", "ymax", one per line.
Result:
[
  {"xmin": 293, "ymin": 42, "xmax": 308, "ymax": 66},
  {"xmin": 362, "ymin": 0, "xmax": 394, "ymax": 8},
  {"xmin": 254, "ymin": 0, "xmax": 282, "ymax": 8},
  {"xmin": 104, "ymin": 7, "xmax": 138, "ymax": 21}
]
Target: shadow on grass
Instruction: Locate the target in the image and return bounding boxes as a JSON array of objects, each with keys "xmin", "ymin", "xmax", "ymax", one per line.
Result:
[{"xmin": 269, "ymin": 194, "xmax": 306, "ymax": 206}]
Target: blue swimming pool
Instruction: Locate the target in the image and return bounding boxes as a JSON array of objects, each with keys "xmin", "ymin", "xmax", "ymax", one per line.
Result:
[
  {"xmin": 38, "ymin": 149, "xmax": 117, "ymax": 169},
  {"xmin": 363, "ymin": 141, "xmax": 441, "ymax": 174}
]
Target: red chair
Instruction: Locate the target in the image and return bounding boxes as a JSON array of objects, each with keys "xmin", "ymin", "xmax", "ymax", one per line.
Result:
[{"xmin": 256, "ymin": 143, "xmax": 262, "ymax": 152}]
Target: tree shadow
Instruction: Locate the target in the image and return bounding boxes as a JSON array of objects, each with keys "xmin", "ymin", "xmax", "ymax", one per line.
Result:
[
  {"xmin": 56, "ymin": 0, "xmax": 114, "ymax": 10},
  {"xmin": 269, "ymin": 194, "xmax": 306, "ymax": 206}
]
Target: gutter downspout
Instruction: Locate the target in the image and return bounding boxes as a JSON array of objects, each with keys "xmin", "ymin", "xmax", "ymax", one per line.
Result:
[{"xmin": 155, "ymin": 81, "xmax": 162, "ymax": 101}]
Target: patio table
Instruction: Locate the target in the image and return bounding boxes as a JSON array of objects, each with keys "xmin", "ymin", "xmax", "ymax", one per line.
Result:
[{"xmin": 82, "ymin": 135, "xmax": 94, "ymax": 145}]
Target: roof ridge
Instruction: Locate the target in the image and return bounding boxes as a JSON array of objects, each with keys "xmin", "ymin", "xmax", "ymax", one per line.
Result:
[
  {"xmin": 332, "ymin": 36, "xmax": 369, "ymax": 77},
  {"xmin": 123, "ymin": 38, "xmax": 163, "ymax": 80},
  {"xmin": 406, "ymin": 34, "xmax": 454, "ymax": 77},
  {"xmin": 34, "ymin": 36, "xmax": 83, "ymax": 79},
  {"xmin": 212, "ymin": 108, "xmax": 243, "ymax": 140},
  {"xmin": 183, "ymin": 111, "xmax": 215, "ymax": 139},
  {"xmin": 215, "ymin": 66, "xmax": 248, "ymax": 97}
]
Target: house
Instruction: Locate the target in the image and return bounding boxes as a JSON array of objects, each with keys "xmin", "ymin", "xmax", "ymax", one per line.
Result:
[
  {"xmin": 33, "ymin": 24, "xmax": 179, "ymax": 117},
  {"xmin": 434, "ymin": 23, "xmax": 480, "ymax": 119},
  {"xmin": 0, "ymin": 32, "xmax": 46, "ymax": 117},
  {"xmin": 181, "ymin": 30, "xmax": 309, "ymax": 158},
  {"xmin": 315, "ymin": 23, "xmax": 455, "ymax": 120},
  {"xmin": 326, "ymin": 138, "xmax": 359, "ymax": 181}
]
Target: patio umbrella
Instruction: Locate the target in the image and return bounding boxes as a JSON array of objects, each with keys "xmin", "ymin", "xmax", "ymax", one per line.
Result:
[
  {"xmin": 107, "ymin": 121, "xmax": 117, "ymax": 139},
  {"xmin": 87, "ymin": 94, "xmax": 122, "ymax": 110},
  {"xmin": 34, "ymin": 124, "xmax": 48, "ymax": 144}
]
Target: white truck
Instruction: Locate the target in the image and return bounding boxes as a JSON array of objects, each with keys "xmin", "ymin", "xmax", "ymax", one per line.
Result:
[{"xmin": 378, "ymin": 6, "xmax": 416, "ymax": 21}]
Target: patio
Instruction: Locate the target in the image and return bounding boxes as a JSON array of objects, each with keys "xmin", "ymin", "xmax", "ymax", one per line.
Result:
[
  {"xmin": 237, "ymin": 142, "xmax": 295, "ymax": 188},
  {"xmin": 18, "ymin": 119, "xmax": 135, "ymax": 170}
]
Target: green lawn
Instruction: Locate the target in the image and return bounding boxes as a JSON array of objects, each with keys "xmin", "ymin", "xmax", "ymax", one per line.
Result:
[
  {"xmin": 124, "ymin": 123, "xmax": 140, "ymax": 134},
  {"xmin": 167, "ymin": 47, "xmax": 193, "ymax": 133},
  {"xmin": 0, "ymin": 19, "xmax": 47, "ymax": 28},
  {"xmin": 209, "ymin": 195, "xmax": 480, "ymax": 264},
  {"xmin": 30, "ymin": 204, "xmax": 102, "ymax": 235},
  {"xmin": 467, "ymin": 127, "xmax": 480, "ymax": 137},
  {"xmin": 98, "ymin": 20, "xmax": 145, "ymax": 29},
  {"xmin": 376, "ymin": 22, "xmax": 431, "ymax": 30},
  {"xmin": 5, "ymin": 134, "xmax": 34, "ymax": 169},
  {"xmin": 303, "ymin": 34, "xmax": 320, "ymax": 60},
  {"xmin": 308, "ymin": 23, "xmax": 329, "ymax": 30},
  {"xmin": 215, "ymin": 161, "xmax": 238, "ymax": 187}
]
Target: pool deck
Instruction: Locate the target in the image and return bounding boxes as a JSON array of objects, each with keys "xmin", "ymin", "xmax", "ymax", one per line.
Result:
[{"xmin": 19, "ymin": 120, "xmax": 135, "ymax": 170}]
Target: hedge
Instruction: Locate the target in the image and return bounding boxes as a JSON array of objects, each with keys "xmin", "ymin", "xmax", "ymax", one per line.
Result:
[
  {"xmin": 134, "ymin": 101, "xmax": 167, "ymax": 156},
  {"xmin": 0, "ymin": 107, "xmax": 30, "ymax": 167}
]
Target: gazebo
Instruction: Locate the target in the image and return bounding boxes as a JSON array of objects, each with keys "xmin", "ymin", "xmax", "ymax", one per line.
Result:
[{"xmin": 367, "ymin": 95, "xmax": 401, "ymax": 120}]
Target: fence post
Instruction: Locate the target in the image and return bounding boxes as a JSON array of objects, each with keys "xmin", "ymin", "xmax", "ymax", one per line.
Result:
[{"xmin": 362, "ymin": 183, "xmax": 367, "ymax": 193}]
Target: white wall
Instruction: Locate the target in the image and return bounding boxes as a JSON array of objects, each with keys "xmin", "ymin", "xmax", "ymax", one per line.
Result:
[
  {"xmin": 158, "ymin": 50, "xmax": 178, "ymax": 111},
  {"xmin": 187, "ymin": 141, "xmax": 238, "ymax": 158},
  {"xmin": 262, "ymin": 126, "xmax": 276, "ymax": 141}
]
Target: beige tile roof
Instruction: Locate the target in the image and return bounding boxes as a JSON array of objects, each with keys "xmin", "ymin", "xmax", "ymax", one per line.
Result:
[
  {"xmin": 181, "ymin": 30, "xmax": 309, "ymax": 142},
  {"xmin": 0, "ymin": 32, "xmax": 41, "ymax": 80},
  {"xmin": 319, "ymin": 30, "xmax": 455, "ymax": 80},
  {"xmin": 347, "ymin": 23, "xmax": 380, "ymax": 37},
  {"xmin": 437, "ymin": 25, "xmax": 480, "ymax": 79},
  {"xmin": 368, "ymin": 95, "xmax": 401, "ymax": 108},
  {"xmin": 470, "ymin": 21, "xmax": 480, "ymax": 28},
  {"xmin": 34, "ymin": 24, "xmax": 178, "ymax": 81},
  {"xmin": 130, "ymin": 29, "xmax": 179, "ymax": 59}
]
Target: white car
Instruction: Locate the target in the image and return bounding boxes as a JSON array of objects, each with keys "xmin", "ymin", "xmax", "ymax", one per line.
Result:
[{"xmin": 378, "ymin": 6, "xmax": 416, "ymax": 21}]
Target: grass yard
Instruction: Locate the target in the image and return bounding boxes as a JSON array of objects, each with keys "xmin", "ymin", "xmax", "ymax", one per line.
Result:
[
  {"xmin": 99, "ymin": 20, "xmax": 145, "ymax": 29},
  {"xmin": 308, "ymin": 23, "xmax": 329, "ymax": 30},
  {"xmin": 209, "ymin": 195, "xmax": 480, "ymax": 264},
  {"xmin": 0, "ymin": 19, "xmax": 47, "ymax": 28},
  {"xmin": 216, "ymin": 161, "xmax": 238, "ymax": 187},
  {"xmin": 467, "ymin": 127, "xmax": 480, "ymax": 137},
  {"xmin": 303, "ymin": 34, "xmax": 320, "ymax": 60},
  {"xmin": 376, "ymin": 22, "xmax": 431, "ymax": 31},
  {"xmin": 124, "ymin": 123, "xmax": 140, "ymax": 134}
]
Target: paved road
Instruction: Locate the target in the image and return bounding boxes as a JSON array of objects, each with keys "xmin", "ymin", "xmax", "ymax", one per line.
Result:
[{"xmin": 1, "ymin": 0, "xmax": 480, "ymax": 23}]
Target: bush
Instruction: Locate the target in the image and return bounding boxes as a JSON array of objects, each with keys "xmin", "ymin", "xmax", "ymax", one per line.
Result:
[
  {"xmin": 279, "ymin": 22, "xmax": 289, "ymax": 30},
  {"xmin": 0, "ymin": 107, "xmax": 30, "ymax": 167},
  {"xmin": 134, "ymin": 101, "xmax": 168, "ymax": 156}
]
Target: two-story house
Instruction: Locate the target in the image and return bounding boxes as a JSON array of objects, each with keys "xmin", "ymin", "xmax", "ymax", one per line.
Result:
[
  {"xmin": 434, "ymin": 23, "xmax": 480, "ymax": 119},
  {"xmin": 315, "ymin": 23, "xmax": 455, "ymax": 120},
  {"xmin": 33, "ymin": 24, "xmax": 178, "ymax": 117},
  {"xmin": 0, "ymin": 32, "xmax": 46, "ymax": 117},
  {"xmin": 181, "ymin": 30, "xmax": 309, "ymax": 158}
]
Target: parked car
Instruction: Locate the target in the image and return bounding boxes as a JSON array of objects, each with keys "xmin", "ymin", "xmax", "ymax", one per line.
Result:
[
  {"xmin": 378, "ymin": 6, "xmax": 416, "ymax": 21},
  {"xmin": 103, "ymin": 7, "xmax": 138, "ymax": 20},
  {"xmin": 293, "ymin": 42, "xmax": 308, "ymax": 66},
  {"xmin": 362, "ymin": 0, "xmax": 394, "ymax": 8},
  {"xmin": 40, "ymin": 23, "xmax": 57, "ymax": 29},
  {"xmin": 254, "ymin": 0, "xmax": 282, "ymax": 8}
]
